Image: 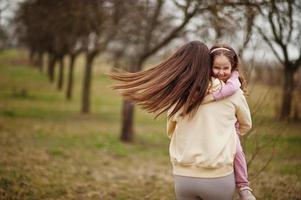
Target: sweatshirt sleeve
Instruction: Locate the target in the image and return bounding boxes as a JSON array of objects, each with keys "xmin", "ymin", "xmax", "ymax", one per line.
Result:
[
  {"xmin": 166, "ymin": 106, "xmax": 177, "ymax": 139},
  {"xmin": 213, "ymin": 71, "xmax": 241, "ymax": 100},
  {"xmin": 167, "ymin": 118, "xmax": 177, "ymax": 139},
  {"xmin": 235, "ymin": 92, "xmax": 252, "ymax": 135}
]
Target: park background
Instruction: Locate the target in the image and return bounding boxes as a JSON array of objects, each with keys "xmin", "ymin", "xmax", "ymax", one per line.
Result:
[{"xmin": 0, "ymin": 0, "xmax": 300, "ymax": 199}]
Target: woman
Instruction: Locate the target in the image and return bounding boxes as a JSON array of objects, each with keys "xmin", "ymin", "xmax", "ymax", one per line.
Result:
[{"xmin": 109, "ymin": 41, "xmax": 252, "ymax": 200}]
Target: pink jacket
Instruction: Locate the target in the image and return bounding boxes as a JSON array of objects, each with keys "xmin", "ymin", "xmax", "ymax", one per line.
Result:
[{"xmin": 212, "ymin": 71, "xmax": 241, "ymax": 100}]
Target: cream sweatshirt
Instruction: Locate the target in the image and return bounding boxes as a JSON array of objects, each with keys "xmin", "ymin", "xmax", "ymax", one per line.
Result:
[{"xmin": 166, "ymin": 78, "xmax": 252, "ymax": 178}]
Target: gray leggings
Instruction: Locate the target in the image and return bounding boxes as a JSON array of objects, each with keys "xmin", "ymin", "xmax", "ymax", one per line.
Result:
[{"xmin": 174, "ymin": 173, "xmax": 235, "ymax": 200}]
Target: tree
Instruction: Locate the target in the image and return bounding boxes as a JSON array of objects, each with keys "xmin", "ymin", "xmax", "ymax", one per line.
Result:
[
  {"xmin": 256, "ymin": 0, "xmax": 301, "ymax": 120},
  {"xmin": 14, "ymin": 0, "xmax": 123, "ymax": 110},
  {"xmin": 109, "ymin": 0, "xmax": 204, "ymax": 142},
  {"xmin": 13, "ymin": 0, "xmax": 61, "ymax": 78},
  {"xmin": 0, "ymin": 0, "xmax": 10, "ymax": 51},
  {"xmin": 79, "ymin": 0, "xmax": 122, "ymax": 113},
  {"xmin": 110, "ymin": 0, "xmax": 263, "ymax": 142}
]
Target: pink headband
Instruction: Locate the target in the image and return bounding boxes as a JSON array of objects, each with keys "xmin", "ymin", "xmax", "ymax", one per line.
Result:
[{"xmin": 210, "ymin": 47, "xmax": 230, "ymax": 54}]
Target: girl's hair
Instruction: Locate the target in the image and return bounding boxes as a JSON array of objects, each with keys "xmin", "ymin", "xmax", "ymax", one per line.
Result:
[
  {"xmin": 209, "ymin": 44, "xmax": 247, "ymax": 91},
  {"xmin": 109, "ymin": 40, "xmax": 211, "ymax": 119}
]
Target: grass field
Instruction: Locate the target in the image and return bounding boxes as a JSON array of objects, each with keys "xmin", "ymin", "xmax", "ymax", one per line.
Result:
[{"xmin": 0, "ymin": 49, "xmax": 300, "ymax": 200}]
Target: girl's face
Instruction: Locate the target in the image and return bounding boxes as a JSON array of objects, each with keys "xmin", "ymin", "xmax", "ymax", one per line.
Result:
[{"xmin": 212, "ymin": 55, "xmax": 232, "ymax": 82}]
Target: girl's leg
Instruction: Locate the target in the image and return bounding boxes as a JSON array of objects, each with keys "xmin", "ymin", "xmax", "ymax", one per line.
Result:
[
  {"xmin": 174, "ymin": 173, "xmax": 235, "ymax": 200},
  {"xmin": 234, "ymin": 133, "xmax": 249, "ymax": 188},
  {"xmin": 235, "ymin": 134, "xmax": 256, "ymax": 200}
]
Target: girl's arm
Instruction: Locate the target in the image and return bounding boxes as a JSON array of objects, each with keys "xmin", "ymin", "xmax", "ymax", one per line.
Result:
[
  {"xmin": 201, "ymin": 71, "xmax": 241, "ymax": 104},
  {"xmin": 212, "ymin": 71, "xmax": 241, "ymax": 100}
]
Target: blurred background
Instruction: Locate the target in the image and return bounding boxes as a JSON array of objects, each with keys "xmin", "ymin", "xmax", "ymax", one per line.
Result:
[{"xmin": 0, "ymin": 0, "xmax": 300, "ymax": 199}]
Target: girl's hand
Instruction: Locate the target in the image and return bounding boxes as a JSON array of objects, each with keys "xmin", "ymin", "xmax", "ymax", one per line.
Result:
[
  {"xmin": 207, "ymin": 88, "xmax": 214, "ymax": 94},
  {"xmin": 201, "ymin": 94, "xmax": 214, "ymax": 104}
]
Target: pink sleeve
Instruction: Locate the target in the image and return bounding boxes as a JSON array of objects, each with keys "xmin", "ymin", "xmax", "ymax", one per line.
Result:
[{"xmin": 212, "ymin": 71, "xmax": 241, "ymax": 100}]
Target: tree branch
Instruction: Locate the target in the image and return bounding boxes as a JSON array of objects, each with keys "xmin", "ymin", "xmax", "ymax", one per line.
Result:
[
  {"xmin": 256, "ymin": 25, "xmax": 284, "ymax": 65},
  {"xmin": 143, "ymin": 0, "xmax": 164, "ymax": 53},
  {"xmin": 274, "ymin": 2, "xmax": 284, "ymax": 43},
  {"xmin": 268, "ymin": 6, "xmax": 281, "ymax": 45},
  {"xmin": 141, "ymin": 0, "xmax": 200, "ymax": 61},
  {"xmin": 266, "ymin": 1, "xmax": 294, "ymax": 65},
  {"xmin": 250, "ymin": 144, "xmax": 275, "ymax": 181},
  {"xmin": 287, "ymin": 0, "xmax": 294, "ymax": 42}
]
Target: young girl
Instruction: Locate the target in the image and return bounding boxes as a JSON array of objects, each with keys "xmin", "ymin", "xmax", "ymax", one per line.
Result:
[
  {"xmin": 203, "ymin": 44, "xmax": 256, "ymax": 200},
  {"xmin": 110, "ymin": 41, "xmax": 252, "ymax": 200}
]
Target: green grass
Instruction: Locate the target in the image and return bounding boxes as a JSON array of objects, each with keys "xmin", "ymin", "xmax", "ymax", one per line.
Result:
[{"xmin": 0, "ymin": 49, "xmax": 301, "ymax": 200}]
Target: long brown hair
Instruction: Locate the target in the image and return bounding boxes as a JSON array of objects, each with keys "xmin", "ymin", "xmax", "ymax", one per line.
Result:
[
  {"xmin": 210, "ymin": 44, "xmax": 247, "ymax": 91},
  {"xmin": 108, "ymin": 40, "xmax": 211, "ymax": 119}
]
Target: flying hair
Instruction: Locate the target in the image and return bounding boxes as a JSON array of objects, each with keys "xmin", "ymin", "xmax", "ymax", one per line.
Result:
[{"xmin": 109, "ymin": 41, "xmax": 211, "ymax": 119}]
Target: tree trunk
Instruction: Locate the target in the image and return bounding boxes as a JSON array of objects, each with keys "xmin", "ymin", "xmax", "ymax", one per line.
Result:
[
  {"xmin": 293, "ymin": 103, "xmax": 299, "ymax": 121},
  {"xmin": 280, "ymin": 67, "xmax": 295, "ymax": 120},
  {"xmin": 57, "ymin": 56, "xmax": 64, "ymax": 91},
  {"xmin": 66, "ymin": 54, "xmax": 76, "ymax": 100},
  {"xmin": 81, "ymin": 53, "xmax": 96, "ymax": 113},
  {"xmin": 37, "ymin": 51, "xmax": 43, "ymax": 72},
  {"xmin": 29, "ymin": 48, "xmax": 35, "ymax": 63},
  {"xmin": 120, "ymin": 100, "xmax": 135, "ymax": 142},
  {"xmin": 120, "ymin": 60, "xmax": 143, "ymax": 142},
  {"xmin": 47, "ymin": 53, "xmax": 56, "ymax": 83}
]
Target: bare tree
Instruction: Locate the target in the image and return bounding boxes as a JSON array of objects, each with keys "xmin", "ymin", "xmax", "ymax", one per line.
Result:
[
  {"xmin": 13, "ymin": 0, "xmax": 63, "ymax": 80},
  {"xmin": 111, "ymin": 0, "xmax": 264, "ymax": 142},
  {"xmin": 64, "ymin": 0, "xmax": 87, "ymax": 100},
  {"xmin": 79, "ymin": 0, "xmax": 122, "ymax": 113},
  {"xmin": 0, "ymin": 0, "xmax": 10, "ymax": 51},
  {"xmin": 14, "ymin": 0, "xmax": 123, "ymax": 111},
  {"xmin": 255, "ymin": 0, "xmax": 301, "ymax": 120},
  {"xmin": 192, "ymin": 2, "xmax": 260, "ymax": 59},
  {"xmin": 66, "ymin": 47, "xmax": 81, "ymax": 100},
  {"xmin": 109, "ymin": 0, "xmax": 204, "ymax": 142}
]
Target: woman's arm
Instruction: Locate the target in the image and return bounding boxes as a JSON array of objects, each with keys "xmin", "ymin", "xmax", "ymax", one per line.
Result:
[
  {"xmin": 166, "ymin": 106, "xmax": 177, "ymax": 138},
  {"xmin": 235, "ymin": 93, "xmax": 252, "ymax": 135},
  {"xmin": 167, "ymin": 119, "xmax": 176, "ymax": 139}
]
